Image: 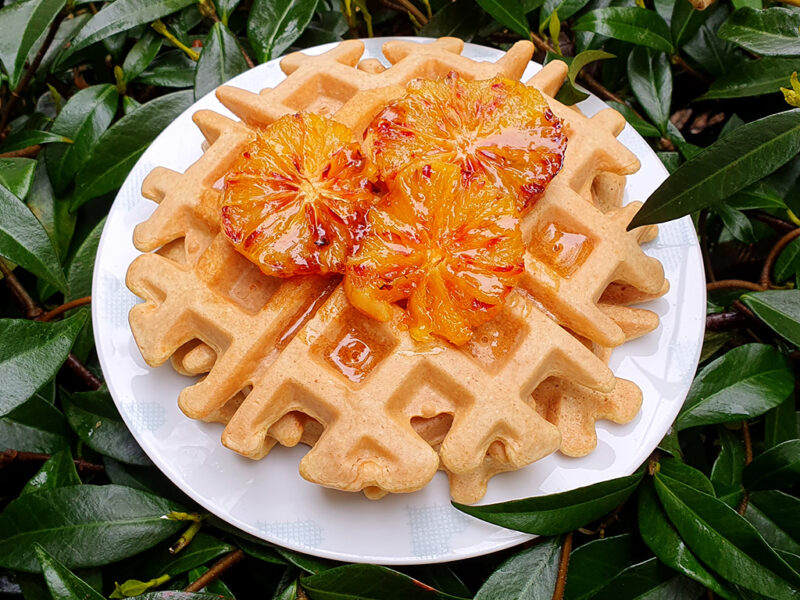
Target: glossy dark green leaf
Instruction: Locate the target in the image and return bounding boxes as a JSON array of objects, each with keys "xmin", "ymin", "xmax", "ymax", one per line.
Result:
[
  {"xmin": 541, "ymin": 0, "xmax": 592, "ymax": 25},
  {"xmin": 671, "ymin": 0, "xmax": 708, "ymax": 47},
  {"xmin": 638, "ymin": 480, "xmax": 733, "ymax": 598},
  {"xmin": 627, "ymin": 47, "xmax": 671, "ymax": 133},
  {"xmin": 64, "ymin": 216, "xmax": 103, "ymax": 302},
  {"xmin": 0, "ymin": 0, "xmax": 65, "ymax": 87},
  {"xmin": 774, "ymin": 237, "xmax": 800, "ymax": 284},
  {"xmin": 419, "ymin": 0, "xmax": 483, "ymax": 41},
  {"xmin": 1, "ymin": 130, "xmax": 72, "ymax": 154},
  {"xmin": 301, "ymin": 564, "xmax": 465, "ymax": 600},
  {"xmin": 676, "ymin": 344, "xmax": 794, "ymax": 430},
  {"xmin": 475, "ymin": 0, "xmax": 530, "ymax": 37},
  {"xmin": 21, "ymin": 447, "xmax": 80, "ymax": 496},
  {"xmin": 573, "ymin": 8, "xmax": 674, "ymax": 53},
  {"xmin": 710, "ymin": 427, "xmax": 745, "ymax": 501},
  {"xmin": 297, "ymin": 10, "xmax": 350, "ymax": 46},
  {"xmin": 275, "ymin": 547, "xmax": 331, "ymax": 574},
  {"xmin": 714, "ymin": 203, "xmax": 756, "ymax": 244},
  {"xmin": 194, "ymin": 22, "xmax": 249, "ymax": 100},
  {"xmin": 35, "ymin": 544, "xmax": 105, "ymax": 600},
  {"xmin": 247, "ymin": 0, "xmax": 318, "ymax": 63},
  {"xmin": 46, "ymin": 85, "xmax": 118, "ymax": 195},
  {"xmin": 630, "ymin": 110, "xmax": 800, "ymax": 228},
  {"xmin": 654, "ymin": 472, "xmax": 800, "ymax": 598},
  {"xmin": 65, "ymin": 0, "xmax": 196, "ymax": 58},
  {"xmin": 72, "ymin": 90, "xmax": 194, "ymax": 210},
  {"xmin": 727, "ymin": 182, "xmax": 787, "ymax": 211},
  {"xmin": 122, "ymin": 532, "xmax": 234, "ymax": 581},
  {"xmin": 27, "ymin": 159, "xmax": 75, "ymax": 264},
  {"xmin": 0, "ymin": 394, "xmax": 69, "ymax": 453},
  {"xmin": 273, "ymin": 580, "xmax": 298, "ymax": 600},
  {"xmin": 658, "ymin": 427, "xmax": 683, "ymax": 459},
  {"xmin": 122, "ymin": 594, "xmax": 222, "ymax": 600},
  {"xmin": 0, "ymin": 311, "xmax": 87, "ymax": 416},
  {"xmin": 454, "ymin": 471, "xmax": 643, "ymax": 535},
  {"xmin": 214, "ymin": 0, "xmax": 241, "ymax": 24},
  {"xmin": 740, "ymin": 290, "xmax": 800, "ymax": 348},
  {"xmin": 103, "ymin": 457, "xmax": 187, "ymax": 503},
  {"xmin": 416, "ymin": 566, "xmax": 470, "ymax": 599},
  {"xmin": 62, "ymin": 388, "xmax": 150, "ymax": 466},
  {"xmin": 121, "ymin": 30, "xmax": 162, "ymax": 84},
  {"xmin": 137, "ymin": 51, "xmax": 197, "ymax": 88},
  {"xmin": 700, "ymin": 58, "xmax": 800, "ymax": 100},
  {"xmin": 564, "ymin": 534, "xmax": 633, "ymax": 600},
  {"xmin": 658, "ymin": 458, "xmax": 715, "ymax": 495},
  {"xmin": 681, "ymin": 5, "xmax": 740, "ymax": 77},
  {"xmin": 745, "ymin": 493, "xmax": 800, "ymax": 555},
  {"xmin": 590, "ymin": 557, "xmax": 704, "ymax": 600},
  {"xmin": 742, "ymin": 439, "xmax": 800, "ymax": 491},
  {"xmin": 764, "ymin": 397, "xmax": 799, "ymax": 450},
  {"xmin": 0, "ymin": 484, "xmax": 184, "ymax": 572},
  {"xmin": 606, "ymin": 101, "xmax": 661, "ymax": 138},
  {"xmin": 474, "ymin": 537, "xmax": 561, "ymax": 599},
  {"xmin": 0, "ymin": 158, "xmax": 36, "ymax": 199},
  {"xmin": 718, "ymin": 7, "xmax": 800, "ymax": 56}
]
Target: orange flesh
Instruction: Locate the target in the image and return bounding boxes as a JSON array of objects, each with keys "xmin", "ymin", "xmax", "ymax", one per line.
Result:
[
  {"xmin": 221, "ymin": 113, "xmax": 377, "ymax": 276},
  {"xmin": 365, "ymin": 73, "xmax": 567, "ymax": 211},
  {"xmin": 345, "ymin": 161, "xmax": 524, "ymax": 345}
]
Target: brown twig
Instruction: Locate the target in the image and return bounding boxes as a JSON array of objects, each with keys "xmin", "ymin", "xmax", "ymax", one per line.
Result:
[
  {"xmin": 747, "ymin": 211, "xmax": 796, "ymax": 233},
  {"xmin": 65, "ymin": 354, "xmax": 103, "ymax": 390},
  {"xmin": 760, "ymin": 228, "xmax": 800, "ymax": 289},
  {"xmin": 737, "ymin": 422, "xmax": 753, "ymax": 515},
  {"xmin": 552, "ymin": 532, "xmax": 573, "ymax": 600},
  {"xmin": 706, "ymin": 279, "xmax": 765, "ymax": 293},
  {"xmin": 699, "ymin": 210, "xmax": 715, "ymax": 282},
  {"xmin": 184, "ymin": 549, "xmax": 245, "ymax": 592},
  {"xmin": 38, "ymin": 296, "xmax": 92, "ymax": 322},
  {"xmin": 0, "ymin": 449, "xmax": 104, "ymax": 473},
  {"xmin": 0, "ymin": 10, "xmax": 66, "ymax": 136},
  {"xmin": 672, "ymin": 55, "xmax": 711, "ymax": 84},
  {"xmin": 0, "ymin": 145, "xmax": 42, "ymax": 159},
  {"xmin": 394, "ymin": 0, "xmax": 428, "ymax": 25},
  {"xmin": 0, "ymin": 259, "xmax": 43, "ymax": 318},
  {"xmin": 706, "ymin": 311, "xmax": 747, "ymax": 331}
]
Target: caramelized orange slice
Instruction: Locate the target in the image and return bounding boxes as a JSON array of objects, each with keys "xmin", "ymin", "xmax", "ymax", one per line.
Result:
[
  {"xmin": 345, "ymin": 161, "xmax": 524, "ymax": 345},
  {"xmin": 365, "ymin": 73, "xmax": 566, "ymax": 211},
  {"xmin": 221, "ymin": 113, "xmax": 377, "ymax": 276}
]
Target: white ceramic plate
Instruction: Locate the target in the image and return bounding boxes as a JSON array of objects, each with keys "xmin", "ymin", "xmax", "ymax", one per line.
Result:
[{"xmin": 93, "ymin": 37, "xmax": 706, "ymax": 565}]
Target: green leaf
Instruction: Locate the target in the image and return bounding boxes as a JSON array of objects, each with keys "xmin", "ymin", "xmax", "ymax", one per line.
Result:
[
  {"xmin": 714, "ymin": 203, "xmax": 756, "ymax": 244},
  {"xmin": 565, "ymin": 49, "xmax": 615, "ymax": 86},
  {"xmin": 638, "ymin": 481, "xmax": 733, "ymax": 598},
  {"xmin": 65, "ymin": 216, "xmax": 104, "ymax": 302},
  {"xmin": 215, "ymin": 0, "xmax": 241, "ymax": 24},
  {"xmin": 653, "ymin": 472, "xmax": 800, "ymax": 599},
  {"xmin": 62, "ymin": 388, "xmax": 150, "ymax": 466},
  {"xmin": 273, "ymin": 580, "xmax": 298, "ymax": 600},
  {"xmin": 682, "ymin": 4, "xmax": 740, "ymax": 78},
  {"xmin": 627, "ymin": 47, "xmax": 672, "ymax": 133},
  {"xmin": 742, "ymin": 439, "xmax": 800, "ymax": 491},
  {"xmin": 474, "ymin": 0, "xmax": 530, "ymax": 37},
  {"xmin": 416, "ymin": 566, "xmax": 470, "ymax": 599},
  {"xmin": 453, "ymin": 471, "xmax": 643, "ymax": 535},
  {"xmin": 1, "ymin": 130, "xmax": 73, "ymax": 154},
  {"xmin": 64, "ymin": 0, "xmax": 196, "ymax": 59},
  {"xmin": 71, "ymin": 90, "xmax": 194, "ymax": 210},
  {"xmin": 718, "ymin": 7, "xmax": 800, "ymax": 57},
  {"xmin": 301, "ymin": 564, "xmax": 465, "ymax": 600},
  {"xmin": 564, "ymin": 534, "xmax": 633, "ymax": 600},
  {"xmin": 137, "ymin": 51, "xmax": 197, "ymax": 88},
  {"xmin": 606, "ymin": 100, "xmax": 661, "ymax": 138},
  {"xmin": 121, "ymin": 30, "xmax": 163, "ymax": 84},
  {"xmin": 35, "ymin": 544, "xmax": 105, "ymax": 600},
  {"xmin": 727, "ymin": 182, "xmax": 787, "ymax": 211},
  {"xmin": 27, "ymin": 159, "xmax": 75, "ymax": 265},
  {"xmin": 184, "ymin": 567, "xmax": 235, "ymax": 598},
  {"xmin": 745, "ymin": 493, "xmax": 800, "ymax": 555},
  {"xmin": 573, "ymin": 8, "xmax": 674, "ymax": 53},
  {"xmin": 419, "ymin": 0, "xmax": 483, "ymax": 40},
  {"xmin": 0, "ymin": 484, "xmax": 184, "ymax": 572},
  {"xmin": 541, "ymin": 0, "xmax": 592, "ymax": 25},
  {"xmin": 740, "ymin": 290, "xmax": 800, "ymax": 348},
  {"xmin": 0, "ymin": 158, "xmax": 37, "ymax": 199},
  {"xmin": 676, "ymin": 344, "xmax": 794, "ymax": 430},
  {"xmin": 21, "ymin": 447, "xmax": 80, "ymax": 496},
  {"xmin": 194, "ymin": 22, "xmax": 249, "ymax": 100},
  {"xmin": 275, "ymin": 547, "xmax": 332, "ymax": 574},
  {"xmin": 671, "ymin": 0, "xmax": 709, "ymax": 47},
  {"xmin": 658, "ymin": 457, "xmax": 715, "ymax": 495},
  {"xmin": 115, "ymin": 594, "xmax": 221, "ymax": 600},
  {"xmin": 701, "ymin": 57, "xmax": 800, "ymax": 100},
  {"xmin": 765, "ymin": 396, "xmax": 799, "ymax": 450},
  {"xmin": 0, "ymin": 312, "xmax": 87, "ymax": 416},
  {"xmin": 474, "ymin": 537, "xmax": 561, "ymax": 599},
  {"xmin": 710, "ymin": 428, "xmax": 745, "ymax": 501},
  {"xmin": 46, "ymin": 85, "xmax": 119, "ymax": 195},
  {"xmin": 590, "ymin": 557, "xmax": 704, "ymax": 600},
  {"xmin": 0, "ymin": 394, "xmax": 69, "ymax": 453},
  {"xmin": 120, "ymin": 532, "xmax": 234, "ymax": 581},
  {"xmin": 103, "ymin": 457, "xmax": 186, "ymax": 502},
  {"xmin": 247, "ymin": 0, "xmax": 318, "ymax": 63},
  {"xmin": 774, "ymin": 237, "xmax": 800, "ymax": 283},
  {"xmin": 0, "ymin": 0, "xmax": 65, "ymax": 87},
  {"xmin": 629, "ymin": 109, "xmax": 800, "ymax": 228}
]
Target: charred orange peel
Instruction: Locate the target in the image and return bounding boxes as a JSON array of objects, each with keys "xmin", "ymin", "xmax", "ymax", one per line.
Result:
[
  {"xmin": 221, "ymin": 112, "xmax": 377, "ymax": 277},
  {"xmin": 345, "ymin": 161, "xmax": 524, "ymax": 346}
]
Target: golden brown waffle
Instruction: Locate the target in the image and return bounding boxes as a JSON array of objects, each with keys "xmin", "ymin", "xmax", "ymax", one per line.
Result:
[{"xmin": 127, "ymin": 38, "xmax": 667, "ymax": 502}]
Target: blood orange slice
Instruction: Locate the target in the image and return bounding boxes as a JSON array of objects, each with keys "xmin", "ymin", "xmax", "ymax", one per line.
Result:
[
  {"xmin": 365, "ymin": 73, "xmax": 566, "ymax": 211},
  {"xmin": 345, "ymin": 161, "xmax": 524, "ymax": 345},
  {"xmin": 221, "ymin": 113, "xmax": 377, "ymax": 276}
]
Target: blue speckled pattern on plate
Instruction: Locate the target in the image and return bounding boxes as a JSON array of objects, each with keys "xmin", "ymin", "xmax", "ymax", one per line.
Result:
[{"xmin": 92, "ymin": 37, "xmax": 706, "ymax": 565}]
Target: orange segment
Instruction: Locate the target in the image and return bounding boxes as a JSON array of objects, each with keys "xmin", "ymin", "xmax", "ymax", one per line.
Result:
[
  {"xmin": 365, "ymin": 73, "xmax": 567, "ymax": 211},
  {"xmin": 221, "ymin": 113, "xmax": 377, "ymax": 276},
  {"xmin": 345, "ymin": 161, "xmax": 524, "ymax": 345}
]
